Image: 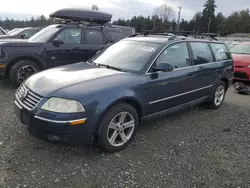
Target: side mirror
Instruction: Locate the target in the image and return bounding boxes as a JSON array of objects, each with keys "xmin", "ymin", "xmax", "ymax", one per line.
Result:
[
  {"xmin": 153, "ymin": 62, "xmax": 174, "ymax": 72},
  {"xmin": 52, "ymin": 39, "xmax": 64, "ymax": 46},
  {"xmin": 20, "ymin": 34, "xmax": 26, "ymax": 39}
]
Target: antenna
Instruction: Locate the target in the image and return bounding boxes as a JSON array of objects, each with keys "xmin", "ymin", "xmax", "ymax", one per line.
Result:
[{"xmin": 177, "ymin": 7, "xmax": 182, "ymax": 31}]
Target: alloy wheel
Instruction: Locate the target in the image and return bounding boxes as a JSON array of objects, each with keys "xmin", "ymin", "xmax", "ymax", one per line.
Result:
[
  {"xmin": 17, "ymin": 65, "xmax": 37, "ymax": 83},
  {"xmin": 107, "ymin": 112, "xmax": 135, "ymax": 147},
  {"xmin": 214, "ymin": 85, "xmax": 225, "ymax": 106}
]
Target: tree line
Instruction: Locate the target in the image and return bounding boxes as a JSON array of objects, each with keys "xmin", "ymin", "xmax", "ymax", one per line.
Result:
[{"xmin": 0, "ymin": 0, "xmax": 250, "ymax": 36}]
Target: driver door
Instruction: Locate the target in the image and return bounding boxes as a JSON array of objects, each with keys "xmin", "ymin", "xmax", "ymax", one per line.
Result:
[
  {"xmin": 145, "ymin": 42, "xmax": 194, "ymax": 115},
  {"xmin": 44, "ymin": 28, "xmax": 85, "ymax": 67}
]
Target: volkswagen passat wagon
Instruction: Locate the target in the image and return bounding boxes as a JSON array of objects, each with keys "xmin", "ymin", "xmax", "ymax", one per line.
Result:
[{"xmin": 14, "ymin": 36, "xmax": 234, "ymax": 152}]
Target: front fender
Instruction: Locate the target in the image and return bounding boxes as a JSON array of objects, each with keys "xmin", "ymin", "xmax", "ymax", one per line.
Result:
[
  {"xmin": 6, "ymin": 52, "xmax": 47, "ymax": 69},
  {"xmin": 86, "ymin": 89, "xmax": 144, "ymax": 134}
]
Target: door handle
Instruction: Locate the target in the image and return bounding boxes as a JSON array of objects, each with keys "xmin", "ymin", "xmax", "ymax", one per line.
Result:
[{"xmin": 214, "ymin": 68, "xmax": 219, "ymax": 72}]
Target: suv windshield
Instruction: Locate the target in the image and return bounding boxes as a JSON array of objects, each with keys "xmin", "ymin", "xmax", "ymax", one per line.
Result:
[
  {"xmin": 230, "ymin": 43, "xmax": 250, "ymax": 54},
  {"xmin": 91, "ymin": 40, "xmax": 160, "ymax": 72},
  {"xmin": 29, "ymin": 25, "xmax": 60, "ymax": 42}
]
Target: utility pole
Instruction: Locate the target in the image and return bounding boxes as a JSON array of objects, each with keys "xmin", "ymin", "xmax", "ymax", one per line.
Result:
[
  {"xmin": 207, "ymin": 17, "xmax": 211, "ymax": 33},
  {"xmin": 207, "ymin": 0, "xmax": 211, "ymax": 33},
  {"xmin": 177, "ymin": 6, "xmax": 181, "ymax": 31}
]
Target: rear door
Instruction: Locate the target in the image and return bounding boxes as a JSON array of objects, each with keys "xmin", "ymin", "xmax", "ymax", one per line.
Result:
[
  {"xmin": 146, "ymin": 42, "xmax": 194, "ymax": 115},
  {"xmin": 188, "ymin": 42, "xmax": 217, "ymax": 100}
]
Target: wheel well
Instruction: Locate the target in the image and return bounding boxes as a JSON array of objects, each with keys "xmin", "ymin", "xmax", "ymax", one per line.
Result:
[
  {"xmin": 6, "ymin": 56, "xmax": 43, "ymax": 77},
  {"xmin": 93, "ymin": 98, "xmax": 143, "ymax": 144},
  {"xmin": 221, "ymin": 78, "xmax": 229, "ymax": 90}
]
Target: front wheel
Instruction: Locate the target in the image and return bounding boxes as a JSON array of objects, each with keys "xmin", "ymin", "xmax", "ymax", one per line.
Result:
[
  {"xmin": 97, "ymin": 103, "xmax": 139, "ymax": 152},
  {"xmin": 207, "ymin": 81, "xmax": 226, "ymax": 109},
  {"xmin": 9, "ymin": 60, "xmax": 40, "ymax": 86}
]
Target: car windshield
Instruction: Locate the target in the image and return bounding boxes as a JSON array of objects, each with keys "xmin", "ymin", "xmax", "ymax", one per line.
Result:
[
  {"xmin": 29, "ymin": 25, "xmax": 60, "ymax": 42},
  {"xmin": 230, "ymin": 43, "xmax": 250, "ymax": 54},
  {"xmin": 91, "ymin": 40, "xmax": 160, "ymax": 73}
]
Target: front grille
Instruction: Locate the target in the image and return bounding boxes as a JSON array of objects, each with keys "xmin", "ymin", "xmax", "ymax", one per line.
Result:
[{"xmin": 16, "ymin": 84, "xmax": 43, "ymax": 110}]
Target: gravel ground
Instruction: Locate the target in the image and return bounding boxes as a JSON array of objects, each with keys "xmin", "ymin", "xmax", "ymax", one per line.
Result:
[{"xmin": 0, "ymin": 80, "xmax": 250, "ymax": 188}]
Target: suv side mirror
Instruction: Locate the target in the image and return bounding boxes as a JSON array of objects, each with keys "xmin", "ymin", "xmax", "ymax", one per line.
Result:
[
  {"xmin": 153, "ymin": 62, "xmax": 174, "ymax": 72},
  {"xmin": 20, "ymin": 34, "xmax": 26, "ymax": 39},
  {"xmin": 52, "ymin": 39, "xmax": 64, "ymax": 46}
]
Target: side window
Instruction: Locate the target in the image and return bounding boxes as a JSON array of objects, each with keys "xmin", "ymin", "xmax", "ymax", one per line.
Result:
[
  {"xmin": 55, "ymin": 28, "xmax": 81, "ymax": 44},
  {"xmin": 155, "ymin": 42, "xmax": 190, "ymax": 69},
  {"xmin": 190, "ymin": 42, "xmax": 214, "ymax": 65},
  {"xmin": 210, "ymin": 43, "xmax": 231, "ymax": 61},
  {"xmin": 84, "ymin": 30, "xmax": 104, "ymax": 44}
]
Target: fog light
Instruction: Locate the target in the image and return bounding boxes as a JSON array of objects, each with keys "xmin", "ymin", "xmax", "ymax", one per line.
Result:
[
  {"xmin": 48, "ymin": 135, "xmax": 60, "ymax": 141},
  {"xmin": 0, "ymin": 64, "xmax": 5, "ymax": 68}
]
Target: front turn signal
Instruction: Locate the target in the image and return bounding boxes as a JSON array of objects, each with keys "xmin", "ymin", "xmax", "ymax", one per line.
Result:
[{"xmin": 70, "ymin": 119, "xmax": 86, "ymax": 126}]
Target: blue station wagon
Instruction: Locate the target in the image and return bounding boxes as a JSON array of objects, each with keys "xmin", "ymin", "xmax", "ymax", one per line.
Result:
[{"xmin": 14, "ymin": 35, "xmax": 234, "ymax": 152}]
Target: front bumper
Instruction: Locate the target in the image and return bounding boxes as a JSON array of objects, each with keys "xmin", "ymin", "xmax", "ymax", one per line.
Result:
[
  {"xmin": 14, "ymin": 100, "xmax": 95, "ymax": 145},
  {"xmin": 0, "ymin": 63, "xmax": 7, "ymax": 79},
  {"xmin": 234, "ymin": 67, "xmax": 250, "ymax": 81}
]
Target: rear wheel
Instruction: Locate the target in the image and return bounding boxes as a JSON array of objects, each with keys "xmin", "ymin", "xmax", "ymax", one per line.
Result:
[
  {"xmin": 207, "ymin": 81, "xmax": 226, "ymax": 109},
  {"xmin": 9, "ymin": 60, "xmax": 40, "ymax": 86},
  {"xmin": 97, "ymin": 103, "xmax": 139, "ymax": 152}
]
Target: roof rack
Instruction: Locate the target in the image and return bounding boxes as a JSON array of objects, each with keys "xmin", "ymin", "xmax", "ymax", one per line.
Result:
[{"xmin": 50, "ymin": 8, "xmax": 112, "ymax": 25}]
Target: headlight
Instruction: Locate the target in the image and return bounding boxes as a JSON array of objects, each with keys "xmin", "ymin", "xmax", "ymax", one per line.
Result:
[
  {"xmin": 248, "ymin": 64, "xmax": 250, "ymax": 68},
  {"xmin": 41, "ymin": 98, "xmax": 85, "ymax": 113}
]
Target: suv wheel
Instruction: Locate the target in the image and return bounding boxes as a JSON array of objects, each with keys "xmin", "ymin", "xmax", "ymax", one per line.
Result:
[
  {"xmin": 207, "ymin": 81, "xmax": 226, "ymax": 109},
  {"xmin": 10, "ymin": 60, "xmax": 40, "ymax": 86},
  {"xmin": 98, "ymin": 103, "xmax": 139, "ymax": 152}
]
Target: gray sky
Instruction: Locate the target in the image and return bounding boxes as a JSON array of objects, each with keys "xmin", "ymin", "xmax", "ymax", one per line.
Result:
[{"xmin": 0, "ymin": 0, "xmax": 249, "ymax": 21}]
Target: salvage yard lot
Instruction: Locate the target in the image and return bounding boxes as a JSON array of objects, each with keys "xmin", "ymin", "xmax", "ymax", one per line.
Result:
[{"xmin": 0, "ymin": 80, "xmax": 250, "ymax": 188}]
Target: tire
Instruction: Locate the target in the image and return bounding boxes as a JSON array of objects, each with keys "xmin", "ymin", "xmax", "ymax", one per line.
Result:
[
  {"xmin": 97, "ymin": 103, "xmax": 139, "ymax": 152},
  {"xmin": 9, "ymin": 60, "xmax": 40, "ymax": 86},
  {"xmin": 207, "ymin": 81, "xmax": 226, "ymax": 109}
]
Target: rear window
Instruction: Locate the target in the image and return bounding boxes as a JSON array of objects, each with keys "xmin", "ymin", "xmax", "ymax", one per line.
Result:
[
  {"xmin": 103, "ymin": 29, "xmax": 124, "ymax": 42},
  {"xmin": 210, "ymin": 43, "xmax": 231, "ymax": 61},
  {"xmin": 84, "ymin": 30, "xmax": 104, "ymax": 44}
]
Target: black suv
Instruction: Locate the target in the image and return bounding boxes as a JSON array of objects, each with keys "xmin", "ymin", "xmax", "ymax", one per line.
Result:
[{"xmin": 0, "ymin": 9, "xmax": 127, "ymax": 86}]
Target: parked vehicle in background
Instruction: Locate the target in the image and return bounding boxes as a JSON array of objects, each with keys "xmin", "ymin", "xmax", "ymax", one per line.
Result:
[
  {"xmin": 224, "ymin": 40, "xmax": 240, "ymax": 49},
  {"xmin": 14, "ymin": 35, "xmax": 233, "ymax": 152},
  {"xmin": 0, "ymin": 27, "xmax": 40, "ymax": 39},
  {"xmin": 231, "ymin": 42, "xmax": 250, "ymax": 82},
  {"xmin": 0, "ymin": 8, "xmax": 127, "ymax": 86},
  {"xmin": 0, "ymin": 26, "xmax": 7, "ymax": 35},
  {"xmin": 114, "ymin": 25, "xmax": 136, "ymax": 37},
  {"xmin": 7, "ymin": 28, "xmax": 21, "ymax": 35}
]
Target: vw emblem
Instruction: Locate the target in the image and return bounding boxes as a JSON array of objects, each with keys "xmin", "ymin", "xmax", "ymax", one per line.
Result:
[{"xmin": 19, "ymin": 87, "xmax": 28, "ymax": 101}]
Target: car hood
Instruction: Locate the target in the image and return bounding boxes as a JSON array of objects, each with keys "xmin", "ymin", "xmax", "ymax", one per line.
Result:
[
  {"xmin": 25, "ymin": 62, "xmax": 137, "ymax": 97},
  {"xmin": 0, "ymin": 39, "xmax": 42, "ymax": 47},
  {"xmin": 232, "ymin": 53, "xmax": 250, "ymax": 66}
]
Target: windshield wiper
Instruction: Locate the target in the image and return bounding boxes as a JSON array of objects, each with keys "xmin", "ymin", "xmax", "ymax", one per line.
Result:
[{"xmin": 97, "ymin": 63, "xmax": 127, "ymax": 72}]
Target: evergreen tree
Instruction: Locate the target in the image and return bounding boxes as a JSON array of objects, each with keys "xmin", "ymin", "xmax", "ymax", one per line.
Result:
[{"xmin": 202, "ymin": 0, "xmax": 217, "ymax": 33}]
